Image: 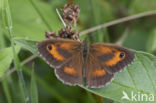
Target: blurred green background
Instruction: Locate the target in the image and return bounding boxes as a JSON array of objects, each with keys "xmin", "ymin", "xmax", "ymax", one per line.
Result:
[{"xmin": 0, "ymin": 0, "xmax": 156, "ymax": 103}]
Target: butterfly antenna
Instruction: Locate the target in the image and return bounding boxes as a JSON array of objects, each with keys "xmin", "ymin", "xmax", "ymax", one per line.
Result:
[{"xmin": 56, "ymin": 8, "xmax": 66, "ymax": 27}]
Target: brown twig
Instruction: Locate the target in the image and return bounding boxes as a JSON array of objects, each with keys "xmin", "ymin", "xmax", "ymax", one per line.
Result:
[{"xmin": 79, "ymin": 10, "xmax": 156, "ymax": 36}]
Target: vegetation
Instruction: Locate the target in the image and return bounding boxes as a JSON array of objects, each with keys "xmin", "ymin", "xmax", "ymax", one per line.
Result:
[{"xmin": 0, "ymin": 0, "xmax": 156, "ymax": 103}]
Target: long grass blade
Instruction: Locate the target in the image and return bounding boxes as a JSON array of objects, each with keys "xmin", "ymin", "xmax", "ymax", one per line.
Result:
[
  {"xmin": 30, "ymin": 65, "xmax": 38, "ymax": 103},
  {"xmin": 2, "ymin": 0, "xmax": 30, "ymax": 102}
]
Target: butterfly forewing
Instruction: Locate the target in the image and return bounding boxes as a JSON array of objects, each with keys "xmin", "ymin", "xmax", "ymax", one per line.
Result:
[
  {"xmin": 89, "ymin": 43, "xmax": 135, "ymax": 74},
  {"xmin": 37, "ymin": 38, "xmax": 81, "ymax": 68}
]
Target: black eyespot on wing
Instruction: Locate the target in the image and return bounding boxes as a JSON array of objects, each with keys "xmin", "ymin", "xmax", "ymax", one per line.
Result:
[
  {"xmin": 119, "ymin": 52, "xmax": 125, "ymax": 58},
  {"xmin": 47, "ymin": 45, "xmax": 52, "ymax": 50}
]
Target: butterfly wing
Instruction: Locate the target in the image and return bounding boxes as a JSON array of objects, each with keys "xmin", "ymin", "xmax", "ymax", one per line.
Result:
[
  {"xmin": 55, "ymin": 52, "xmax": 83, "ymax": 86},
  {"xmin": 37, "ymin": 38, "xmax": 81, "ymax": 67},
  {"xmin": 85, "ymin": 53, "xmax": 114, "ymax": 88},
  {"xmin": 38, "ymin": 38, "xmax": 83, "ymax": 85},
  {"xmin": 85, "ymin": 43, "xmax": 135, "ymax": 88}
]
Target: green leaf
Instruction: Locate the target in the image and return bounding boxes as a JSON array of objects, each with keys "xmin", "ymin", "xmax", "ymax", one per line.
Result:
[
  {"xmin": 82, "ymin": 51, "xmax": 156, "ymax": 103},
  {"xmin": 30, "ymin": 69, "xmax": 38, "ymax": 103},
  {"xmin": 0, "ymin": 30, "xmax": 6, "ymax": 48},
  {"xmin": 14, "ymin": 38, "xmax": 38, "ymax": 55},
  {"xmin": 7, "ymin": 0, "xmax": 62, "ymax": 41},
  {"xmin": 14, "ymin": 38, "xmax": 156, "ymax": 103},
  {"xmin": 0, "ymin": 45, "xmax": 20, "ymax": 77}
]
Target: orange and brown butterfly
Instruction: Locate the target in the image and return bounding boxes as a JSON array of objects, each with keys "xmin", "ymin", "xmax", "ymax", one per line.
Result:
[{"xmin": 37, "ymin": 38, "xmax": 135, "ymax": 88}]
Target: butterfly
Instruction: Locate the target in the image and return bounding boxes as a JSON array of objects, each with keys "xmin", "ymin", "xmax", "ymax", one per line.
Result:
[{"xmin": 37, "ymin": 38, "xmax": 135, "ymax": 88}]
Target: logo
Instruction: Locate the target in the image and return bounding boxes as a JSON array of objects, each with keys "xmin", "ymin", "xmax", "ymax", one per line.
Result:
[{"xmin": 121, "ymin": 91, "xmax": 155, "ymax": 102}]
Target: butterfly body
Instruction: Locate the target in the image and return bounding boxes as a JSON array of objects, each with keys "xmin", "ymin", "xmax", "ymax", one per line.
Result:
[{"xmin": 37, "ymin": 38, "xmax": 135, "ymax": 88}]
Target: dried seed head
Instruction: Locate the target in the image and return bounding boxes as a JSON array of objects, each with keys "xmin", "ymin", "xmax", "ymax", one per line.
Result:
[
  {"xmin": 61, "ymin": 3, "xmax": 80, "ymax": 26},
  {"xmin": 45, "ymin": 31, "xmax": 58, "ymax": 39},
  {"xmin": 58, "ymin": 26, "xmax": 79, "ymax": 40},
  {"xmin": 45, "ymin": 4, "xmax": 80, "ymax": 40}
]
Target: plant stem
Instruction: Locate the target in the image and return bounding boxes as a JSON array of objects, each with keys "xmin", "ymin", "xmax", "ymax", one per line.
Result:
[
  {"xmin": 80, "ymin": 10, "xmax": 156, "ymax": 36},
  {"xmin": 3, "ymin": 0, "xmax": 29, "ymax": 102},
  {"xmin": 2, "ymin": 79, "xmax": 12, "ymax": 103}
]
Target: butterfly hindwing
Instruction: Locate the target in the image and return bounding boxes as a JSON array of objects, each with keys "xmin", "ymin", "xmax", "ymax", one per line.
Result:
[
  {"xmin": 55, "ymin": 53, "xmax": 83, "ymax": 86},
  {"xmin": 85, "ymin": 53, "xmax": 114, "ymax": 88}
]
